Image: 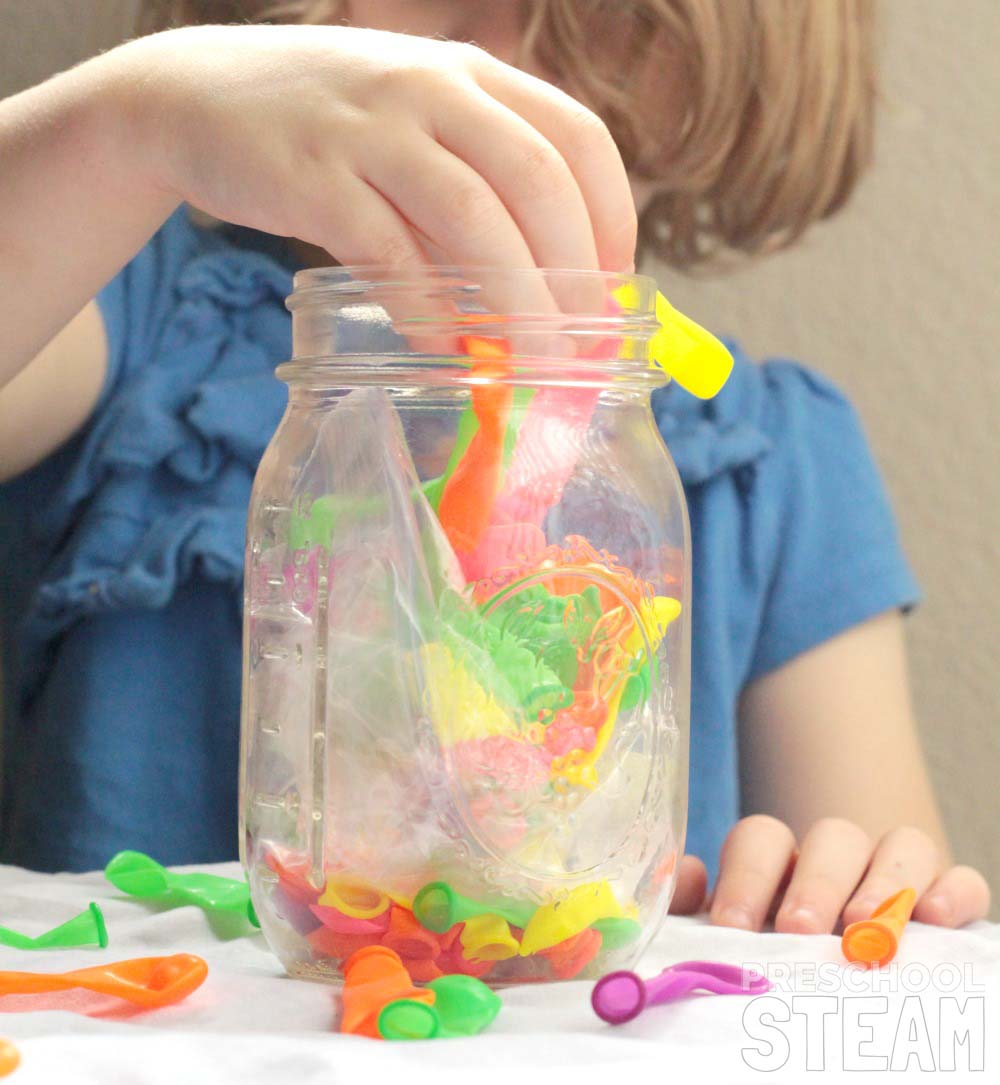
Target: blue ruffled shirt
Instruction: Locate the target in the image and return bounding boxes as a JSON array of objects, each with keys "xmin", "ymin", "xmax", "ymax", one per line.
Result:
[{"xmin": 0, "ymin": 209, "xmax": 920, "ymax": 876}]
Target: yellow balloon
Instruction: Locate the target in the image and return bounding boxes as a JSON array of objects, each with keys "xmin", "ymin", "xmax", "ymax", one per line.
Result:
[
  {"xmin": 318, "ymin": 876, "xmax": 389, "ymax": 919},
  {"xmin": 460, "ymin": 914, "xmax": 521, "ymax": 962},
  {"xmin": 560, "ymin": 595, "xmax": 681, "ymax": 788},
  {"xmin": 613, "ymin": 285, "xmax": 733, "ymax": 400},
  {"xmin": 519, "ymin": 881, "xmax": 622, "ymax": 955},
  {"xmin": 421, "ymin": 643, "xmax": 518, "ymax": 743}
]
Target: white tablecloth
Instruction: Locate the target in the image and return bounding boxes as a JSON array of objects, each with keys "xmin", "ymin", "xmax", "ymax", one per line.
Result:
[{"xmin": 1, "ymin": 862, "xmax": 997, "ymax": 1083}]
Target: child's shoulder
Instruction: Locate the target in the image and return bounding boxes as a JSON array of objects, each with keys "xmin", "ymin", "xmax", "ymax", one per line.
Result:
[
  {"xmin": 734, "ymin": 350, "xmax": 876, "ymax": 490},
  {"xmin": 658, "ymin": 340, "xmax": 919, "ymax": 681},
  {"xmin": 724, "ymin": 349, "xmax": 891, "ymax": 545},
  {"xmin": 652, "ymin": 341, "xmax": 871, "ymax": 494},
  {"xmin": 722, "ymin": 346, "xmax": 865, "ymax": 442},
  {"xmin": 4, "ymin": 213, "xmax": 295, "ymax": 686}
]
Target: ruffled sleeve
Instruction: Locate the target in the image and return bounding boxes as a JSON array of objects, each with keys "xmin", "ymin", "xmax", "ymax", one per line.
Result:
[
  {"xmin": 17, "ymin": 210, "xmax": 294, "ymax": 703},
  {"xmin": 743, "ymin": 362, "xmax": 922, "ymax": 681},
  {"xmin": 651, "ymin": 340, "xmax": 773, "ymax": 489},
  {"xmin": 653, "ymin": 350, "xmax": 920, "ymax": 685}
]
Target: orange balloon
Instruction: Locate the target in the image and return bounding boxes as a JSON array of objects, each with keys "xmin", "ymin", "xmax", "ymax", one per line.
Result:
[
  {"xmin": 842, "ymin": 888, "xmax": 917, "ymax": 968},
  {"xmin": 403, "ymin": 957, "xmax": 445, "ymax": 983},
  {"xmin": 539, "ymin": 928, "xmax": 603, "ymax": 980},
  {"xmin": 0, "ymin": 1039, "xmax": 19, "ymax": 1077},
  {"xmin": 437, "ymin": 944, "xmax": 495, "ymax": 980},
  {"xmin": 307, "ymin": 925, "xmax": 378, "ymax": 962},
  {"xmin": 437, "ymin": 923, "xmax": 464, "ymax": 954},
  {"xmin": 381, "ymin": 906, "xmax": 441, "ymax": 961},
  {"xmin": 459, "ymin": 333, "xmax": 511, "ymax": 359},
  {"xmin": 340, "ymin": 946, "xmax": 434, "ymax": 1039},
  {"xmin": 0, "ymin": 954, "xmax": 206, "ymax": 1009},
  {"xmin": 438, "ymin": 344, "xmax": 514, "ymax": 554}
]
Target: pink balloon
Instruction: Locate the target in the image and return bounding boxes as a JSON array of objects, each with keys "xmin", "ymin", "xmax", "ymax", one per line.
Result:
[
  {"xmin": 308, "ymin": 904, "xmax": 391, "ymax": 936},
  {"xmin": 459, "ymin": 521, "xmax": 547, "ymax": 581}
]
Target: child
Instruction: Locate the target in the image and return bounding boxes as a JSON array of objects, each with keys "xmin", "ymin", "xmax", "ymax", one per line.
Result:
[{"xmin": 0, "ymin": 0, "xmax": 989, "ymax": 934}]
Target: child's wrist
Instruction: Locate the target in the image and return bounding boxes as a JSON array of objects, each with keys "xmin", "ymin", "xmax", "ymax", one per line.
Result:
[{"xmin": 86, "ymin": 33, "xmax": 186, "ymax": 213}]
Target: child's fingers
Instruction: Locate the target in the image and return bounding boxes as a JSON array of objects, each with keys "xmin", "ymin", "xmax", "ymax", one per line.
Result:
[
  {"xmin": 709, "ymin": 815, "xmax": 798, "ymax": 931},
  {"xmin": 913, "ymin": 865, "xmax": 992, "ymax": 928},
  {"xmin": 358, "ymin": 133, "xmax": 566, "ymax": 327},
  {"xmin": 473, "ymin": 56, "xmax": 638, "ymax": 272},
  {"xmin": 773, "ymin": 818, "xmax": 873, "ymax": 934},
  {"xmin": 293, "ymin": 169, "xmax": 463, "ymax": 355},
  {"xmin": 362, "ymin": 134, "xmax": 536, "ymax": 271},
  {"xmin": 668, "ymin": 854, "xmax": 709, "ymax": 915},
  {"xmin": 840, "ymin": 826, "xmax": 942, "ymax": 929},
  {"xmin": 433, "ymin": 86, "xmax": 601, "ymax": 273},
  {"xmin": 300, "ymin": 168, "xmax": 429, "ymax": 272}
]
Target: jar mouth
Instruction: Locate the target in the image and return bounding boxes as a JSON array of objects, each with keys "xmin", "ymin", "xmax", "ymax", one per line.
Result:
[
  {"xmin": 287, "ymin": 265, "xmax": 659, "ymax": 317},
  {"xmin": 284, "ymin": 265, "xmax": 665, "ymax": 385}
]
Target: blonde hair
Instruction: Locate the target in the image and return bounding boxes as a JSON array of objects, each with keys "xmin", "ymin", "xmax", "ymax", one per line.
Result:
[{"xmin": 140, "ymin": 0, "xmax": 878, "ymax": 269}]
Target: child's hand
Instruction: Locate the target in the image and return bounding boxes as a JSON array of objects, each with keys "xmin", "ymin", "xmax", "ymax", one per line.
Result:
[
  {"xmin": 2, "ymin": 21, "xmax": 635, "ymax": 472},
  {"xmin": 669, "ymin": 816, "xmax": 991, "ymax": 932},
  {"xmin": 112, "ymin": 24, "xmax": 636, "ymax": 277}
]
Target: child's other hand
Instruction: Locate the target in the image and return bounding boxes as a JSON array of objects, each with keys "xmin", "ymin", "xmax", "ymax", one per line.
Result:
[
  {"xmin": 668, "ymin": 816, "xmax": 991, "ymax": 932},
  {"xmin": 109, "ymin": 24, "xmax": 636, "ymax": 277}
]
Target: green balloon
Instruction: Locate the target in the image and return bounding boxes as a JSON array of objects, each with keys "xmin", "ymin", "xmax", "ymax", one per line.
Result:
[
  {"xmin": 379, "ymin": 976, "xmax": 502, "ymax": 1040},
  {"xmin": 427, "ymin": 974, "xmax": 502, "ymax": 1036},
  {"xmin": 0, "ymin": 902, "xmax": 108, "ymax": 951},
  {"xmin": 105, "ymin": 850, "xmax": 260, "ymax": 927},
  {"xmin": 437, "ymin": 590, "xmax": 575, "ymax": 720},
  {"xmin": 412, "ymin": 881, "xmax": 535, "ymax": 934},
  {"xmin": 590, "ymin": 916, "xmax": 642, "ymax": 951},
  {"xmin": 378, "ymin": 999, "xmax": 440, "ymax": 1041}
]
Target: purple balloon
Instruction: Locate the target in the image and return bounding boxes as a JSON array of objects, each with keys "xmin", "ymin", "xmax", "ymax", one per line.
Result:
[{"xmin": 592, "ymin": 960, "xmax": 771, "ymax": 1026}]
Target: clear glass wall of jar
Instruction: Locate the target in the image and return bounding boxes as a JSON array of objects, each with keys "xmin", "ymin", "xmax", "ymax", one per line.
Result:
[{"xmin": 241, "ymin": 268, "xmax": 691, "ymax": 986}]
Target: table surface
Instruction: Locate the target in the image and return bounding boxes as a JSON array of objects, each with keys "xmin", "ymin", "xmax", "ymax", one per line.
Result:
[{"xmin": 1, "ymin": 862, "xmax": 997, "ymax": 1083}]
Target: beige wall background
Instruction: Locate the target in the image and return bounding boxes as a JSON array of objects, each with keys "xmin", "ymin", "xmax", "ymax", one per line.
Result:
[
  {"xmin": 1, "ymin": 0, "xmax": 997, "ymax": 909},
  {"xmin": 652, "ymin": 0, "xmax": 1000, "ymax": 914}
]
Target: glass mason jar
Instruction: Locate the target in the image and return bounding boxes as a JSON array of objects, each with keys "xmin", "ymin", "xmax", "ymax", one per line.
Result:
[{"xmin": 241, "ymin": 267, "xmax": 717, "ymax": 988}]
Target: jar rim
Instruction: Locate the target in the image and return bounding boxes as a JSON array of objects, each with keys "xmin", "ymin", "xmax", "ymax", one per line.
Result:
[
  {"xmin": 287, "ymin": 265, "xmax": 659, "ymax": 314},
  {"xmin": 283, "ymin": 265, "xmax": 669, "ymax": 388}
]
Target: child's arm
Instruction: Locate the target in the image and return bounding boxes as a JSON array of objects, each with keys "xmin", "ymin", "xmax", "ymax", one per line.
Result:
[
  {"xmin": 0, "ymin": 52, "xmax": 177, "ymax": 478},
  {"xmin": 739, "ymin": 609, "xmax": 947, "ymax": 853},
  {"xmin": 692, "ymin": 610, "xmax": 990, "ymax": 931},
  {"xmin": 0, "ymin": 54, "xmax": 177, "ymax": 388},
  {"xmin": 1, "ymin": 24, "xmax": 636, "ymax": 479}
]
